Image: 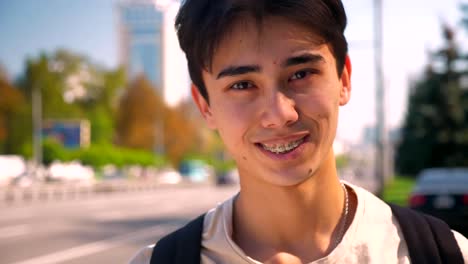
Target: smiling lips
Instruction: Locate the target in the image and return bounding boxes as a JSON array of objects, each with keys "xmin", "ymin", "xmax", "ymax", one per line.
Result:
[{"xmin": 258, "ymin": 136, "xmax": 307, "ymax": 154}]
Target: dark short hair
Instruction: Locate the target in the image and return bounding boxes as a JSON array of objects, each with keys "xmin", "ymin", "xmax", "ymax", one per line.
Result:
[{"xmin": 175, "ymin": 0, "xmax": 348, "ymax": 102}]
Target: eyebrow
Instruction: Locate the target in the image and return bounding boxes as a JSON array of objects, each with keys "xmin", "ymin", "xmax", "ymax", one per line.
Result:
[
  {"xmin": 215, "ymin": 53, "xmax": 324, "ymax": 80},
  {"xmin": 216, "ymin": 65, "xmax": 260, "ymax": 79},
  {"xmin": 282, "ymin": 53, "xmax": 325, "ymax": 67}
]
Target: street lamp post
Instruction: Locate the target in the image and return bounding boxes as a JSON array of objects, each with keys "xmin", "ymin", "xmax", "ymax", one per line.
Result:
[
  {"xmin": 374, "ymin": 0, "xmax": 387, "ymax": 197},
  {"xmin": 32, "ymin": 83, "xmax": 43, "ymax": 171}
]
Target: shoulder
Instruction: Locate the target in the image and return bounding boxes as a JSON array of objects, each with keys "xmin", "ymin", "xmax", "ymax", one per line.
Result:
[
  {"xmin": 127, "ymin": 227, "xmax": 186, "ymax": 264},
  {"xmin": 358, "ymin": 187, "xmax": 467, "ymax": 263},
  {"xmin": 128, "ymin": 244, "xmax": 154, "ymax": 264},
  {"xmin": 346, "ymin": 182, "xmax": 395, "ymax": 222},
  {"xmin": 153, "ymin": 214, "xmax": 206, "ymax": 262},
  {"xmin": 128, "ymin": 214, "xmax": 206, "ymax": 264},
  {"xmin": 453, "ymin": 230, "xmax": 468, "ymax": 263},
  {"xmin": 344, "ymin": 183, "xmax": 408, "ymax": 253}
]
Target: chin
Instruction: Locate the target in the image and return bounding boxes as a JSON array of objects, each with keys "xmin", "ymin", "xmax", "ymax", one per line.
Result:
[{"xmin": 261, "ymin": 166, "xmax": 316, "ymax": 187}]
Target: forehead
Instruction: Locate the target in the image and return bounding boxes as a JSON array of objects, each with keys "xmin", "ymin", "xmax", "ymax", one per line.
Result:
[{"xmin": 209, "ymin": 16, "xmax": 333, "ymax": 72}]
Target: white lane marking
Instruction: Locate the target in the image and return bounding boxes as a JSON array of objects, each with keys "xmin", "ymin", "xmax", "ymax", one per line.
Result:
[
  {"xmin": 0, "ymin": 224, "xmax": 29, "ymax": 239},
  {"xmin": 11, "ymin": 223, "xmax": 178, "ymax": 264}
]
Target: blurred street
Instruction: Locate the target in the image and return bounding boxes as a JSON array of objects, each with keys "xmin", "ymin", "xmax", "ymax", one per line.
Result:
[
  {"xmin": 0, "ymin": 170, "xmax": 378, "ymax": 264},
  {"xmin": 0, "ymin": 185, "xmax": 238, "ymax": 264}
]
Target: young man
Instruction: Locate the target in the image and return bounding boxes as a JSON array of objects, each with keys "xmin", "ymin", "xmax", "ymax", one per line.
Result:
[{"xmin": 130, "ymin": 0, "xmax": 468, "ymax": 263}]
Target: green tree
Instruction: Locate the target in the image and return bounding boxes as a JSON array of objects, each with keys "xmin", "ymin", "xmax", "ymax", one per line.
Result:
[
  {"xmin": 396, "ymin": 19, "xmax": 468, "ymax": 175},
  {"xmin": 17, "ymin": 53, "xmax": 82, "ymax": 119},
  {"xmin": 0, "ymin": 76, "xmax": 26, "ymax": 153},
  {"xmin": 13, "ymin": 49, "xmax": 125, "ymax": 156},
  {"xmin": 79, "ymin": 67, "xmax": 126, "ymax": 144}
]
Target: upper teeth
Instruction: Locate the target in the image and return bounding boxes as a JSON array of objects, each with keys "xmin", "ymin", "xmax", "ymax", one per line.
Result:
[{"xmin": 262, "ymin": 138, "xmax": 304, "ymax": 154}]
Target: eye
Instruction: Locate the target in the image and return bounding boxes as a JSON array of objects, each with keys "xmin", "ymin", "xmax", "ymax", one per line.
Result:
[
  {"xmin": 289, "ymin": 70, "xmax": 310, "ymax": 81},
  {"xmin": 231, "ymin": 81, "xmax": 254, "ymax": 90}
]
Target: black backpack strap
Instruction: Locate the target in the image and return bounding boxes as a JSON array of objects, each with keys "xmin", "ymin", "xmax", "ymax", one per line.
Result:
[
  {"xmin": 389, "ymin": 204, "xmax": 463, "ymax": 264},
  {"xmin": 150, "ymin": 213, "xmax": 206, "ymax": 264},
  {"xmin": 422, "ymin": 213, "xmax": 464, "ymax": 264}
]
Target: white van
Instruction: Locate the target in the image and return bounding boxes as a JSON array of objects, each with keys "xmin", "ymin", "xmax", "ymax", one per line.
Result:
[{"xmin": 0, "ymin": 155, "xmax": 26, "ymax": 186}]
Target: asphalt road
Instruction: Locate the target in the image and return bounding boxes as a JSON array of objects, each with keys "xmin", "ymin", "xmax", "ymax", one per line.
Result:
[
  {"xmin": 0, "ymin": 172, "xmax": 379, "ymax": 264},
  {"xmin": 0, "ymin": 185, "xmax": 239, "ymax": 264}
]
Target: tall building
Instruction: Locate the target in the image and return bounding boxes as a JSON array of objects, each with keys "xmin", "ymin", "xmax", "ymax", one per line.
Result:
[
  {"xmin": 118, "ymin": 0, "xmax": 163, "ymax": 91},
  {"xmin": 117, "ymin": 0, "xmax": 190, "ymax": 106}
]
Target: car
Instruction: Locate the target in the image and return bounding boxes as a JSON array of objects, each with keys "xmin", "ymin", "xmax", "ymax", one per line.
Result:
[
  {"xmin": 157, "ymin": 168, "xmax": 182, "ymax": 184},
  {"xmin": 47, "ymin": 161, "xmax": 95, "ymax": 184},
  {"xmin": 179, "ymin": 160, "xmax": 214, "ymax": 183},
  {"xmin": 217, "ymin": 168, "xmax": 240, "ymax": 185},
  {"xmin": 0, "ymin": 155, "xmax": 27, "ymax": 186},
  {"xmin": 409, "ymin": 168, "xmax": 468, "ymax": 233}
]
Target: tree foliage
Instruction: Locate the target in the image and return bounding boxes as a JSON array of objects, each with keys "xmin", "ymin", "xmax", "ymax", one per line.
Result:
[
  {"xmin": 5, "ymin": 49, "xmax": 126, "ymax": 156},
  {"xmin": 396, "ymin": 15, "xmax": 468, "ymax": 175},
  {"xmin": 0, "ymin": 76, "xmax": 25, "ymax": 152},
  {"xmin": 4, "ymin": 48, "xmax": 225, "ymax": 168},
  {"xmin": 116, "ymin": 75, "xmax": 161, "ymax": 150},
  {"xmin": 162, "ymin": 103, "xmax": 198, "ymax": 166},
  {"xmin": 42, "ymin": 138, "xmax": 166, "ymax": 168},
  {"xmin": 115, "ymin": 76, "xmax": 201, "ymax": 166},
  {"xmin": 0, "ymin": 64, "xmax": 9, "ymax": 81}
]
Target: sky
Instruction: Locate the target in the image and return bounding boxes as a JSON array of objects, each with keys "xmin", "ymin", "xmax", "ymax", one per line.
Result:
[{"xmin": 0, "ymin": 0, "xmax": 466, "ymax": 144}]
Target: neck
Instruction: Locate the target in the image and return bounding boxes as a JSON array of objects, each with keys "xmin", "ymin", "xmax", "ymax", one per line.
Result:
[{"xmin": 232, "ymin": 152, "xmax": 346, "ymax": 262}]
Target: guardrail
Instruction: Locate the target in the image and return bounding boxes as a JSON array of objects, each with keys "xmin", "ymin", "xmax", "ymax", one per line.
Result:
[{"xmin": 0, "ymin": 180, "xmax": 204, "ymax": 206}]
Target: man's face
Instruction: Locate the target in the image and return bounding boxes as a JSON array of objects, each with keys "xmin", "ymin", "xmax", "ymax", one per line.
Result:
[{"xmin": 192, "ymin": 17, "xmax": 351, "ymax": 187}]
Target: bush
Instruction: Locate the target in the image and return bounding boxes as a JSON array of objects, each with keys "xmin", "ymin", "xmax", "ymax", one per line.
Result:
[
  {"xmin": 335, "ymin": 154, "xmax": 349, "ymax": 169},
  {"xmin": 382, "ymin": 175, "xmax": 416, "ymax": 206},
  {"xmin": 42, "ymin": 138, "xmax": 74, "ymax": 165},
  {"xmin": 41, "ymin": 141, "xmax": 167, "ymax": 169}
]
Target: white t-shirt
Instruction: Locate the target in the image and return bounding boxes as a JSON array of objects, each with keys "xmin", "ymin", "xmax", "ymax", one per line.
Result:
[{"xmin": 129, "ymin": 182, "xmax": 468, "ymax": 264}]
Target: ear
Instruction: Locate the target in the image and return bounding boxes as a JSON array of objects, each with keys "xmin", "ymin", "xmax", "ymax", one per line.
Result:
[
  {"xmin": 191, "ymin": 84, "xmax": 217, "ymax": 129},
  {"xmin": 339, "ymin": 55, "xmax": 352, "ymax": 106}
]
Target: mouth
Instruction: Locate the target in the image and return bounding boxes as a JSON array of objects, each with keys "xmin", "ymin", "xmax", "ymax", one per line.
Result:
[{"xmin": 256, "ymin": 135, "xmax": 308, "ymax": 155}]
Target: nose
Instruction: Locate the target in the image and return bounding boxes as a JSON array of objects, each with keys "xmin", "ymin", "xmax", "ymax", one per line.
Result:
[{"xmin": 260, "ymin": 91, "xmax": 299, "ymax": 128}]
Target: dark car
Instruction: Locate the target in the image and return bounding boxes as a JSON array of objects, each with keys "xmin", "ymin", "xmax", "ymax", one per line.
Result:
[
  {"xmin": 409, "ymin": 168, "xmax": 468, "ymax": 233},
  {"xmin": 179, "ymin": 160, "xmax": 214, "ymax": 183}
]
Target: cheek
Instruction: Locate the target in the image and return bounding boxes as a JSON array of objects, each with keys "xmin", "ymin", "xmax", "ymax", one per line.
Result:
[
  {"xmin": 295, "ymin": 92, "xmax": 338, "ymax": 143},
  {"xmin": 212, "ymin": 101, "xmax": 256, "ymax": 142},
  {"xmin": 295, "ymin": 93, "xmax": 333, "ymax": 119}
]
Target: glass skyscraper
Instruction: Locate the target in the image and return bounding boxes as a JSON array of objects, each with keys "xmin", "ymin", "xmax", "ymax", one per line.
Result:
[{"xmin": 118, "ymin": 0, "xmax": 163, "ymax": 92}]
